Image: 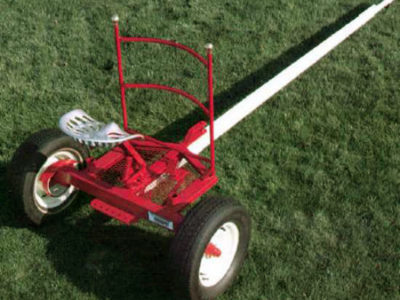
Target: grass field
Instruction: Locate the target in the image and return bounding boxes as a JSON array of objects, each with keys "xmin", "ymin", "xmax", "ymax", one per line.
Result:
[{"xmin": 1, "ymin": 0, "xmax": 399, "ymax": 299}]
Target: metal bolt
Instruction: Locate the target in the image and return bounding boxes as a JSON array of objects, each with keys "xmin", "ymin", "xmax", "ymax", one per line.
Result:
[{"xmin": 111, "ymin": 14, "xmax": 119, "ymax": 23}]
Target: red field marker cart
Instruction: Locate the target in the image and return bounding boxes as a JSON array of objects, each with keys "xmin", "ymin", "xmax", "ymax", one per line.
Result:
[{"xmin": 10, "ymin": 15, "xmax": 251, "ymax": 300}]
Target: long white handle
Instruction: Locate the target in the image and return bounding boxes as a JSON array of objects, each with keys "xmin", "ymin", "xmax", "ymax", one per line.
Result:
[{"xmin": 188, "ymin": 0, "xmax": 395, "ymax": 154}]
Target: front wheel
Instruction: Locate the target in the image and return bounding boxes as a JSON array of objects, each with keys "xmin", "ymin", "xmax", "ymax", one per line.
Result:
[
  {"xmin": 8, "ymin": 129, "xmax": 89, "ymax": 225},
  {"xmin": 169, "ymin": 197, "xmax": 251, "ymax": 300}
]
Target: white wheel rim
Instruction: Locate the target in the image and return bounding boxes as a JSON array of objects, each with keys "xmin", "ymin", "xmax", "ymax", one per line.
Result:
[
  {"xmin": 33, "ymin": 148, "xmax": 83, "ymax": 212},
  {"xmin": 199, "ymin": 222, "xmax": 240, "ymax": 287}
]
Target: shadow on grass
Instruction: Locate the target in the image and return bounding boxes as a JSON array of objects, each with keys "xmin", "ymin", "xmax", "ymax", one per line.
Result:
[
  {"xmin": 0, "ymin": 163, "xmax": 25, "ymax": 228},
  {"xmin": 153, "ymin": 3, "xmax": 370, "ymax": 142},
  {"xmin": 0, "ymin": 3, "xmax": 370, "ymax": 300},
  {"xmin": 39, "ymin": 216, "xmax": 175, "ymax": 300}
]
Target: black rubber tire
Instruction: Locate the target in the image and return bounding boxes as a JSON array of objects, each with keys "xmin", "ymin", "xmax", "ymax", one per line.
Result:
[
  {"xmin": 169, "ymin": 197, "xmax": 251, "ymax": 300},
  {"xmin": 8, "ymin": 129, "xmax": 89, "ymax": 225}
]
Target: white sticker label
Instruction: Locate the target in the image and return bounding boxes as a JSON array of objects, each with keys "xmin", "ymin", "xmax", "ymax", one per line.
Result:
[{"xmin": 148, "ymin": 212, "xmax": 174, "ymax": 230}]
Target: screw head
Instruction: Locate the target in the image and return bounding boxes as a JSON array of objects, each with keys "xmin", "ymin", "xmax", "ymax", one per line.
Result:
[{"xmin": 111, "ymin": 14, "xmax": 119, "ymax": 22}]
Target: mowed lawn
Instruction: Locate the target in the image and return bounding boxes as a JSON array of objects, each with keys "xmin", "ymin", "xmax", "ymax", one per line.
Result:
[{"xmin": 0, "ymin": 0, "xmax": 399, "ymax": 299}]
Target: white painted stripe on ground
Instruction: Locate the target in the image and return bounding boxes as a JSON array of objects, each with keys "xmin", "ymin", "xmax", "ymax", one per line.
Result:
[{"xmin": 188, "ymin": 0, "xmax": 395, "ymax": 154}]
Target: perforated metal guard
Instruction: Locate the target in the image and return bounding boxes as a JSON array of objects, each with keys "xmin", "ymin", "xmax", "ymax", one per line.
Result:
[{"xmin": 59, "ymin": 109, "xmax": 143, "ymax": 147}]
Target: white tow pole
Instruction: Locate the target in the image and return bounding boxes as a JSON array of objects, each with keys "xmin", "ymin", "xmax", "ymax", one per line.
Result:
[{"xmin": 188, "ymin": 0, "xmax": 395, "ymax": 154}]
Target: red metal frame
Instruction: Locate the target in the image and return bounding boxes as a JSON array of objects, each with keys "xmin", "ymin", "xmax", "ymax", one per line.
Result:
[
  {"xmin": 113, "ymin": 20, "xmax": 215, "ymax": 169},
  {"xmin": 41, "ymin": 18, "xmax": 217, "ymax": 231}
]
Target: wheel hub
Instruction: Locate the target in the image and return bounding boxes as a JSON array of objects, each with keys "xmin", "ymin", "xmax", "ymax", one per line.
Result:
[
  {"xmin": 204, "ymin": 243, "xmax": 222, "ymax": 258},
  {"xmin": 199, "ymin": 222, "xmax": 240, "ymax": 287},
  {"xmin": 39, "ymin": 159, "xmax": 77, "ymax": 196},
  {"xmin": 33, "ymin": 149, "xmax": 83, "ymax": 212}
]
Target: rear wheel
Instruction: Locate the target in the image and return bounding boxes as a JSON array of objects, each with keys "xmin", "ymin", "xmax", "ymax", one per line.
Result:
[
  {"xmin": 169, "ymin": 197, "xmax": 251, "ymax": 300},
  {"xmin": 8, "ymin": 129, "xmax": 89, "ymax": 225}
]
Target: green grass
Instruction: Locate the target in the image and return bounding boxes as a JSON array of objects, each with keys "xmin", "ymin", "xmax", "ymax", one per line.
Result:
[{"xmin": 1, "ymin": 0, "xmax": 399, "ymax": 299}]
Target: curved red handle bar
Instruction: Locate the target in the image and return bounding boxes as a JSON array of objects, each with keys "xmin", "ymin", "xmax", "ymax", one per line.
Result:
[
  {"xmin": 124, "ymin": 83, "xmax": 210, "ymax": 116},
  {"xmin": 113, "ymin": 20, "xmax": 215, "ymax": 174},
  {"xmin": 120, "ymin": 37, "xmax": 208, "ymax": 67}
]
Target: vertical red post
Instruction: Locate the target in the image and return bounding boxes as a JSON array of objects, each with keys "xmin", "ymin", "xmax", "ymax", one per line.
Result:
[
  {"xmin": 206, "ymin": 43, "xmax": 215, "ymax": 175},
  {"xmin": 112, "ymin": 15, "xmax": 128, "ymax": 130}
]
